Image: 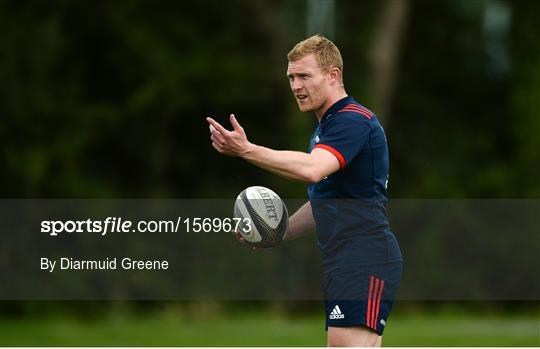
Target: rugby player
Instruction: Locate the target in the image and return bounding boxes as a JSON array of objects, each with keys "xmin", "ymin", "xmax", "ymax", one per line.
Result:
[{"xmin": 207, "ymin": 35, "xmax": 403, "ymax": 347}]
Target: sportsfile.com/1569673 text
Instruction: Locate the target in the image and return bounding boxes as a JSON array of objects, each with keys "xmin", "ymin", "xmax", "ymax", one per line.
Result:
[{"xmin": 40, "ymin": 217, "xmax": 252, "ymax": 237}]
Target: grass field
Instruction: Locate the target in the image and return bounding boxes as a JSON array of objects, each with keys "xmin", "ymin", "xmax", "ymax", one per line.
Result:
[{"xmin": 0, "ymin": 307, "xmax": 538, "ymax": 346}]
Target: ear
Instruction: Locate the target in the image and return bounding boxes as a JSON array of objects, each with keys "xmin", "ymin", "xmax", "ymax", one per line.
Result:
[{"xmin": 328, "ymin": 67, "xmax": 341, "ymax": 85}]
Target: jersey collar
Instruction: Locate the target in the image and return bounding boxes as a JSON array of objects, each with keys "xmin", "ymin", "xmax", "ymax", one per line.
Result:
[{"xmin": 321, "ymin": 95, "xmax": 355, "ymax": 122}]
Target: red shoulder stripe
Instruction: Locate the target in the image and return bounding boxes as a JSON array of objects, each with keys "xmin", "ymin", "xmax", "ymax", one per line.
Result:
[
  {"xmin": 340, "ymin": 107, "xmax": 372, "ymax": 116},
  {"xmin": 339, "ymin": 108, "xmax": 372, "ymax": 119},
  {"xmin": 343, "ymin": 104, "xmax": 374, "ymax": 116}
]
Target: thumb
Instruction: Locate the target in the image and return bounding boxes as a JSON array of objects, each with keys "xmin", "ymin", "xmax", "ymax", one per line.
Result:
[{"xmin": 230, "ymin": 114, "xmax": 242, "ymax": 131}]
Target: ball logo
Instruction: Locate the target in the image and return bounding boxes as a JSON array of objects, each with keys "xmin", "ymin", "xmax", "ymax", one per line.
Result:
[{"xmin": 256, "ymin": 188, "xmax": 278, "ymax": 222}]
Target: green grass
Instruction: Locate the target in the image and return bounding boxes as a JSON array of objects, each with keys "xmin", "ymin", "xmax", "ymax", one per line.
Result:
[{"xmin": 0, "ymin": 308, "xmax": 538, "ymax": 346}]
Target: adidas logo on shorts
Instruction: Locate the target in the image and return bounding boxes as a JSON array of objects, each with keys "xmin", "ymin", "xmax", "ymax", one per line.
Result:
[{"xmin": 329, "ymin": 305, "xmax": 345, "ymax": 320}]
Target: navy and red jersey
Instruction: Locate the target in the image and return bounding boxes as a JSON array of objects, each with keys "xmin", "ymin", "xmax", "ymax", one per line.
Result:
[{"xmin": 308, "ymin": 96, "xmax": 402, "ymax": 271}]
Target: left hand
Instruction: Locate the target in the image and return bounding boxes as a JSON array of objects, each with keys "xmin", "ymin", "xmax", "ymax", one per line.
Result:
[{"xmin": 206, "ymin": 114, "xmax": 252, "ymax": 157}]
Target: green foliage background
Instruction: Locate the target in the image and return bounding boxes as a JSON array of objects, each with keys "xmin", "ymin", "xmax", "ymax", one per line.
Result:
[{"xmin": 1, "ymin": 0, "xmax": 538, "ymax": 199}]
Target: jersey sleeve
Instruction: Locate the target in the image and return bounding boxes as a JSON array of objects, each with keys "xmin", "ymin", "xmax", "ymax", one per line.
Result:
[{"xmin": 312, "ymin": 114, "xmax": 370, "ymax": 170}]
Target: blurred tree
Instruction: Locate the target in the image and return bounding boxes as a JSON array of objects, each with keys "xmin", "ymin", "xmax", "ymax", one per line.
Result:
[
  {"xmin": 368, "ymin": 0, "xmax": 410, "ymax": 125},
  {"xmin": 509, "ymin": 0, "xmax": 540, "ymax": 197}
]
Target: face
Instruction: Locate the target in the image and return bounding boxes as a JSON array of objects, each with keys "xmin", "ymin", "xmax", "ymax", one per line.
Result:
[{"xmin": 287, "ymin": 54, "xmax": 332, "ymax": 115}]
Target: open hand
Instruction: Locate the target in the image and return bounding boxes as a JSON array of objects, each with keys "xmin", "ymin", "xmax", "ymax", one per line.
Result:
[{"xmin": 207, "ymin": 114, "xmax": 252, "ymax": 157}]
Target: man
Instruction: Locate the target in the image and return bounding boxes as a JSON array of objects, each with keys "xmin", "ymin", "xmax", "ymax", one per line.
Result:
[{"xmin": 207, "ymin": 35, "xmax": 402, "ymax": 347}]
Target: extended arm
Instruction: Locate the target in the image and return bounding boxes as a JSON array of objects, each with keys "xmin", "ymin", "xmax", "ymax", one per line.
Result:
[
  {"xmin": 284, "ymin": 201, "xmax": 316, "ymax": 242},
  {"xmin": 242, "ymin": 145, "xmax": 337, "ymax": 183},
  {"xmin": 207, "ymin": 114, "xmax": 340, "ymax": 183}
]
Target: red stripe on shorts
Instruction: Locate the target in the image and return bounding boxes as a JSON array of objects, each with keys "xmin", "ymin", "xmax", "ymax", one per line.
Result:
[
  {"xmin": 371, "ymin": 278, "xmax": 380, "ymax": 328},
  {"xmin": 366, "ymin": 275, "xmax": 374, "ymax": 329},
  {"xmin": 374, "ymin": 279, "xmax": 385, "ymax": 329}
]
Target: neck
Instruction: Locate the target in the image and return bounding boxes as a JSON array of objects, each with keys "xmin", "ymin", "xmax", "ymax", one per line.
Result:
[{"xmin": 315, "ymin": 89, "xmax": 348, "ymax": 121}]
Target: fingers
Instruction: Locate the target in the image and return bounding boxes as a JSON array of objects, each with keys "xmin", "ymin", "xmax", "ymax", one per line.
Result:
[
  {"xmin": 231, "ymin": 229, "xmax": 271, "ymax": 251},
  {"xmin": 206, "ymin": 117, "xmax": 230, "ymax": 135},
  {"xmin": 208, "ymin": 118, "xmax": 226, "ymax": 149},
  {"xmin": 207, "ymin": 115, "xmax": 247, "ymax": 157},
  {"xmin": 229, "ymin": 114, "xmax": 243, "ymax": 132},
  {"xmin": 232, "ymin": 229, "xmax": 248, "ymax": 245},
  {"xmin": 210, "ymin": 130, "xmax": 226, "ymax": 144},
  {"xmin": 233, "ymin": 229, "xmax": 257, "ymax": 250},
  {"xmin": 235, "ymin": 231, "xmax": 246, "ymax": 243},
  {"xmin": 211, "ymin": 141, "xmax": 224, "ymax": 153}
]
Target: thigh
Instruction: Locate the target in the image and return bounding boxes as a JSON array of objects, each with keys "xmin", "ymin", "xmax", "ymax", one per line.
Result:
[{"xmin": 327, "ymin": 326, "xmax": 380, "ymax": 347}]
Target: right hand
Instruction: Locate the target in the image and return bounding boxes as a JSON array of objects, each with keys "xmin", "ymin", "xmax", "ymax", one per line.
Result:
[
  {"xmin": 232, "ymin": 230, "xmax": 272, "ymax": 251},
  {"xmin": 232, "ymin": 229, "xmax": 250, "ymax": 246}
]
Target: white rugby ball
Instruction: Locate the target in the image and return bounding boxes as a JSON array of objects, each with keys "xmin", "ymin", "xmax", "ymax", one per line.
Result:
[{"xmin": 233, "ymin": 186, "xmax": 289, "ymax": 247}]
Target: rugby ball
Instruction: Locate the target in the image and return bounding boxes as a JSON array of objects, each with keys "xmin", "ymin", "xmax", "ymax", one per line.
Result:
[{"xmin": 234, "ymin": 186, "xmax": 289, "ymax": 248}]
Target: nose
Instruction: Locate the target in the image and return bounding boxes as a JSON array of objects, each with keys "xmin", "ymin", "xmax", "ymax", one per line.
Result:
[{"xmin": 290, "ymin": 78, "xmax": 303, "ymax": 92}]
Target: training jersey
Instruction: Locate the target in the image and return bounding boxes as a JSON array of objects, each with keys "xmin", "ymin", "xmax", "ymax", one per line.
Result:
[{"xmin": 308, "ymin": 96, "xmax": 402, "ymax": 271}]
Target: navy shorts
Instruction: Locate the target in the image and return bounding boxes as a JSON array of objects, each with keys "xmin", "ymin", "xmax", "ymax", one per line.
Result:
[{"xmin": 323, "ymin": 261, "xmax": 403, "ymax": 335}]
